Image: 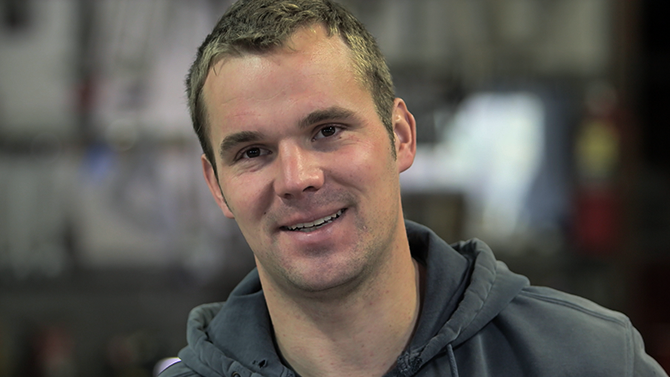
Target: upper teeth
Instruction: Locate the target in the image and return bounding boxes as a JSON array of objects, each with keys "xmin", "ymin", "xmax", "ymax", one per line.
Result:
[{"xmin": 287, "ymin": 209, "xmax": 343, "ymax": 231}]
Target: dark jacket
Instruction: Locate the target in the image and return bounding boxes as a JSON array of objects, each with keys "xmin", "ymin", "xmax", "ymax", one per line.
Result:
[{"xmin": 161, "ymin": 221, "xmax": 667, "ymax": 376}]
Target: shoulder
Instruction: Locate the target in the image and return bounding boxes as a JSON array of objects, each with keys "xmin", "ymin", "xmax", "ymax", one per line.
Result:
[
  {"xmin": 504, "ymin": 285, "xmax": 632, "ymax": 348},
  {"xmin": 494, "ymin": 285, "xmax": 658, "ymax": 375},
  {"xmin": 515, "ymin": 285, "xmax": 630, "ymax": 327}
]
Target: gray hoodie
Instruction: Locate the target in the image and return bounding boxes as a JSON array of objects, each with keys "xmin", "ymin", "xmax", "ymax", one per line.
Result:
[{"xmin": 161, "ymin": 221, "xmax": 667, "ymax": 376}]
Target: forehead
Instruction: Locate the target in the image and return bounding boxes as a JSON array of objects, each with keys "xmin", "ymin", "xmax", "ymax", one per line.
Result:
[
  {"xmin": 201, "ymin": 24, "xmax": 369, "ymax": 134},
  {"xmin": 205, "ymin": 24, "xmax": 358, "ymax": 93}
]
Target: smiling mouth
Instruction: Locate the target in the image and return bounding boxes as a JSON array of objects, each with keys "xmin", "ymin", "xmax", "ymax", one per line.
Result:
[{"xmin": 284, "ymin": 209, "xmax": 345, "ymax": 232}]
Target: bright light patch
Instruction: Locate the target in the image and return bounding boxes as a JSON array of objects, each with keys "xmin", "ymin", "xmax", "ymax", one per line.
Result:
[{"xmin": 154, "ymin": 357, "xmax": 181, "ymax": 376}]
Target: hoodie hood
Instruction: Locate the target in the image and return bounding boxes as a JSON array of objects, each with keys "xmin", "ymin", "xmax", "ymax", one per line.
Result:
[
  {"xmin": 175, "ymin": 220, "xmax": 529, "ymax": 377},
  {"xmin": 395, "ymin": 221, "xmax": 529, "ymax": 376},
  {"xmin": 177, "ymin": 271, "xmax": 295, "ymax": 377}
]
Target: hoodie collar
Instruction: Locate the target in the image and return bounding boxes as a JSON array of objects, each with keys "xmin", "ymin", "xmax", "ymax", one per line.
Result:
[
  {"xmin": 179, "ymin": 270, "xmax": 295, "ymax": 377},
  {"xmin": 396, "ymin": 221, "xmax": 529, "ymax": 376},
  {"xmin": 405, "ymin": 221, "xmax": 473, "ymax": 348}
]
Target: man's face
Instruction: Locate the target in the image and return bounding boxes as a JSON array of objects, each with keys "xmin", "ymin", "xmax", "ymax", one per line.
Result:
[{"xmin": 201, "ymin": 24, "xmax": 416, "ymax": 296}]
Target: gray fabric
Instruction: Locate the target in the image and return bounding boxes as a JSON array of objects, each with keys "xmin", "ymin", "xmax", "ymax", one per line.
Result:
[{"xmin": 161, "ymin": 220, "xmax": 667, "ymax": 377}]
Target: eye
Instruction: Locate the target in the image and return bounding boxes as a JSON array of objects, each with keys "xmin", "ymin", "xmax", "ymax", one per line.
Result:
[
  {"xmin": 315, "ymin": 125, "xmax": 340, "ymax": 140},
  {"xmin": 240, "ymin": 147, "xmax": 270, "ymax": 159}
]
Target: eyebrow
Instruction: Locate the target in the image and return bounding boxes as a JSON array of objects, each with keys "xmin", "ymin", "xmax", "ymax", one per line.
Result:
[
  {"xmin": 218, "ymin": 130, "xmax": 264, "ymax": 160},
  {"xmin": 298, "ymin": 106, "xmax": 357, "ymax": 130},
  {"xmin": 218, "ymin": 106, "xmax": 357, "ymax": 159}
]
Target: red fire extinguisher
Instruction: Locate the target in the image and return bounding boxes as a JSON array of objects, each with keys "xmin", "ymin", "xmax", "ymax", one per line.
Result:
[{"xmin": 574, "ymin": 82, "xmax": 622, "ymax": 256}]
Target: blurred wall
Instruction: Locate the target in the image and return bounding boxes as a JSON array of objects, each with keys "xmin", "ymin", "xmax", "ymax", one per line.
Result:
[{"xmin": 0, "ymin": 0, "xmax": 668, "ymax": 375}]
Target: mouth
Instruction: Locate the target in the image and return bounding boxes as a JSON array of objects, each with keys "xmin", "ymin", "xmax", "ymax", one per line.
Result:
[{"xmin": 283, "ymin": 209, "xmax": 346, "ymax": 233}]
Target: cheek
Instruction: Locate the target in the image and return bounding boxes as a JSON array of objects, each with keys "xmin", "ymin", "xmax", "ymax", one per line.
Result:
[
  {"xmin": 222, "ymin": 173, "xmax": 272, "ymax": 217},
  {"xmin": 334, "ymin": 141, "xmax": 396, "ymax": 194},
  {"xmin": 356, "ymin": 136, "xmax": 396, "ymax": 171}
]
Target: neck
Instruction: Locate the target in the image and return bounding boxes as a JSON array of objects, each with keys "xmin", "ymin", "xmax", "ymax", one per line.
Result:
[{"xmin": 263, "ymin": 244, "xmax": 422, "ymax": 377}]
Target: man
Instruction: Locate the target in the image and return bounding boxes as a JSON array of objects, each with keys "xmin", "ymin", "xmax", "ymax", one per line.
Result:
[{"xmin": 161, "ymin": 0, "xmax": 667, "ymax": 376}]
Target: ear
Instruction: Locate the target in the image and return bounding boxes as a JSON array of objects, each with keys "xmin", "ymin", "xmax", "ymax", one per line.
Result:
[
  {"xmin": 202, "ymin": 155, "xmax": 235, "ymax": 219},
  {"xmin": 392, "ymin": 98, "xmax": 416, "ymax": 173}
]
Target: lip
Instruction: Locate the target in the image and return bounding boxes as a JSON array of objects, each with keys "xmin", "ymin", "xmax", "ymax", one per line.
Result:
[{"xmin": 280, "ymin": 208, "xmax": 347, "ymax": 232}]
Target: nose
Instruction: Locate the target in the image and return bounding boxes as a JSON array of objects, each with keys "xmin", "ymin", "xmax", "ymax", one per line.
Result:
[{"xmin": 274, "ymin": 142, "xmax": 324, "ymax": 199}]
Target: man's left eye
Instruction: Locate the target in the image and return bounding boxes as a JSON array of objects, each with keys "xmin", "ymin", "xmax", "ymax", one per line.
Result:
[{"xmin": 317, "ymin": 126, "xmax": 338, "ymax": 139}]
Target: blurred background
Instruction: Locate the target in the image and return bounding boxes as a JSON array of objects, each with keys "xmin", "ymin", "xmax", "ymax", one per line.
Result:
[{"xmin": 0, "ymin": 0, "xmax": 668, "ymax": 375}]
